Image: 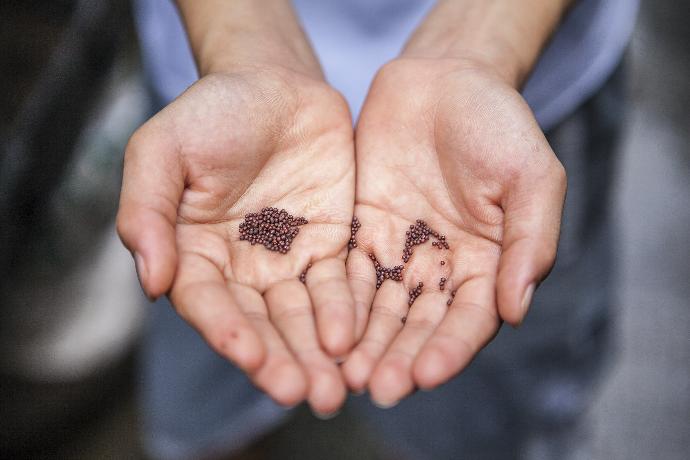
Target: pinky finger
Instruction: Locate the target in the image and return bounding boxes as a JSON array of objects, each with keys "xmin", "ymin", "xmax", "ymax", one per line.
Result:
[{"xmin": 170, "ymin": 251, "xmax": 265, "ymax": 373}]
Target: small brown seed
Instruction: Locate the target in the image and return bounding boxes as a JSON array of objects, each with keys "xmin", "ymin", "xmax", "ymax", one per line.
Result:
[
  {"xmin": 239, "ymin": 207, "xmax": 308, "ymax": 254},
  {"xmin": 299, "ymin": 262, "xmax": 312, "ymax": 284},
  {"xmin": 369, "ymin": 253, "xmax": 404, "ymax": 289},
  {"xmin": 408, "ymin": 281, "xmax": 424, "ymax": 305},
  {"xmin": 348, "ymin": 216, "xmax": 361, "ymax": 250}
]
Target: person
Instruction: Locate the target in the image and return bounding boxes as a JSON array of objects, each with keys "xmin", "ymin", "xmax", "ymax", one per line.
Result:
[{"xmin": 118, "ymin": 0, "xmax": 639, "ymax": 458}]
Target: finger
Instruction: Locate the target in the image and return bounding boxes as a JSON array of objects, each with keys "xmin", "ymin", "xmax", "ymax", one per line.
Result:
[
  {"xmin": 368, "ymin": 292, "xmax": 448, "ymax": 407},
  {"xmin": 306, "ymin": 257, "xmax": 355, "ymax": 358},
  {"xmin": 170, "ymin": 251, "xmax": 265, "ymax": 373},
  {"xmin": 265, "ymin": 280, "xmax": 347, "ymax": 416},
  {"xmin": 497, "ymin": 159, "xmax": 566, "ymax": 326},
  {"xmin": 346, "ymin": 248, "xmax": 377, "ymax": 342},
  {"xmin": 227, "ymin": 283, "xmax": 308, "ymax": 407},
  {"xmin": 341, "ymin": 281, "xmax": 408, "ymax": 393},
  {"xmin": 413, "ymin": 275, "xmax": 500, "ymax": 390},
  {"xmin": 116, "ymin": 127, "xmax": 183, "ymax": 299}
]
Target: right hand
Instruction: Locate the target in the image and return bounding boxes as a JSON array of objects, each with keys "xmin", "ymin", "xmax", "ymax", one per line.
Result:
[{"xmin": 117, "ymin": 67, "xmax": 356, "ymax": 416}]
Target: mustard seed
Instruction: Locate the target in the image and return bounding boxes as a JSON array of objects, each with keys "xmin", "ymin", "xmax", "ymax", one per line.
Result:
[
  {"xmin": 299, "ymin": 262, "xmax": 312, "ymax": 284},
  {"xmin": 348, "ymin": 216, "xmax": 361, "ymax": 250},
  {"xmin": 439, "ymin": 277, "xmax": 447, "ymax": 291},
  {"xmin": 402, "ymin": 220, "xmax": 449, "ymax": 262},
  {"xmin": 238, "ymin": 207, "xmax": 308, "ymax": 253},
  {"xmin": 408, "ymin": 281, "xmax": 423, "ymax": 305},
  {"xmin": 446, "ymin": 288, "xmax": 457, "ymax": 306},
  {"xmin": 368, "ymin": 253, "xmax": 404, "ymax": 289}
]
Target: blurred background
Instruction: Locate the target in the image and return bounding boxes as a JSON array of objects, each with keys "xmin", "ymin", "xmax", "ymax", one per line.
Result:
[{"xmin": 0, "ymin": 1, "xmax": 688, "ymax": 459}]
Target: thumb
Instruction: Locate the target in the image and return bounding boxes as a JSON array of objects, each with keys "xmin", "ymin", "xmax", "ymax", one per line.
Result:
[
  {"xmin": 496, "ymin": 159, "xmax": 566, "ymax": 327},
  {"xmin": 116, "ymin": 126, "xmax": 183, "ymax": 300}
]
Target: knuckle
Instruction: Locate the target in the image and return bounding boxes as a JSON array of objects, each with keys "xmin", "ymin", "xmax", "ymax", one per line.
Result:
[
  {"xmin": 115, "ymin": 212, "xmax": 130, "ymax": 242},
  {"xmin": 403, "ymin": 317, "xmax": 437, "ymax": 332},
  {"xmin": 124, "ymin": 127, "xmax": 147, "ymax": 160},
  {"xmin": 273, "ymin": 305, "xmax": 312, "ymax": 323},
  {"xmin": 243, "ymin": 309, "xmax": 268, "ymax": 324},
  {"xmin": 115, "ymin": 206, "xmax": 141, "ymax": 247},
  {"xmin": 450, "ymin": 301, "xmax": 499, "ymax": 325},
  {"xmin": 434, "ymin": 332, "xmax": 476, "ymax": 359},
  {"xmin": 309, "ymin": 274, "xmax": 342, "ymax": 291},
  {"xmin": 371, "ymin": 303, "xmax": 404, "ymax": 319},
  {"xmin": 360, "ymin": 336, "xmax": 388, "ymax": 354}
]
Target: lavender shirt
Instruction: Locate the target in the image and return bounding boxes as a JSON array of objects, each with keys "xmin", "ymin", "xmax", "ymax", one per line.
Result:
[{"xmin": 134, "ymin": 0, "xmax": 639, "ymax": 130}]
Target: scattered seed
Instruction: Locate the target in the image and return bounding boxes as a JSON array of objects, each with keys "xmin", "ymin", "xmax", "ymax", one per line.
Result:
[
  {"xmin": 401, "ymin": 316, "xmax": 407, "ymax": 324},
  {"xmin": 299, "ymin": 262, "xmax": 312, "ymax": 284},
  {"xmin": 440, "ymin": 260, "xmax": 445, "ymax": 266},
  {"xmin": 402, "ymin": 220, "xmax": 449, "ymax": 262},
  {"xmin": 446, "ymin": 288, "xmax": 457, "ymax": 306},
  {"xmin": 348, "ymin": 216, "xmax": 361, "ymax": 250},
  {"xmin": 369, "ymin": 253, "xmax": 404, "ymax": 289},
  {"xmin": 439, "ymin": 277, "xmax": 447, "ymax": 291},
  {"xmin": 239, "ymin": 207, "xmax": 308, "ymax": 253},
  {"xmin": 408, "ymin": 281, "xmax": 424, "ymax": 305}
]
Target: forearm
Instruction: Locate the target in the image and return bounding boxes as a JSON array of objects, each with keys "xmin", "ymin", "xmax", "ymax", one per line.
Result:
[
  {"xmin": 402, "ymin": 0, "xmax": 575, "ymax": 87},
  {"xmin": 175, "ymin": 0, "xmax": 322, "ymax": 78}
]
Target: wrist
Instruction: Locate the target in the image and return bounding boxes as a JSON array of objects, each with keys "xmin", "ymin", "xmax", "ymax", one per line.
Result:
[
  {"xmin": 401, "ymin": 0, "xmax": 574, "ymax": 88},
  {"xmin": 175, "ymin": 0, "xmax": 323, "ymax": 79}
]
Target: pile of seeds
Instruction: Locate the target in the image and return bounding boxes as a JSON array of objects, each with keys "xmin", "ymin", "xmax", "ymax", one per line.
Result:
[
  {"xmin": 238, "ymin": 207, "xmax": 308, "ymax": 254},
  {"xmin": 402, "ymin": 220, "xmax": 448, "ymax": 263},
  {"xmin": 446, "ymin": 289, "xmax": 457, "ymax": 306},
  {"xmin": 299, "ymin": 263, "xmax": 312, "ymax": 284},
  {"xmin": 408, "ymin": 281, "xmax": 424, "ymax": 306},
  {"xmin": 368, "ymin": 253, "xmax": 404, "ymax": 289},
  {"xmin": 348, "ymin": 216, "xmax": 361, "ymax": 250}
]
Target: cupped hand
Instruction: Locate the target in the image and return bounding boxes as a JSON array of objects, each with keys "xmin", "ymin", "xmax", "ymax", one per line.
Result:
[
  {"xmin": 117, "ymin": 68, "xmax": 355, "ymax": 415},
  {"xmin": 343, "ymin": 59, "xmax": 566, "ymax": 406}
]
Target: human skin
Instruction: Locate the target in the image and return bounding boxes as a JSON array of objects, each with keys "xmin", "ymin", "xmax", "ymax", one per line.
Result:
[
  {"xmin": 342, "ymin": 0, "xmax": 573, "ymax": 407},
  {"xmin": 116, "ymin": 0, "xmax": 356, "ymax": 416},
  {"xmin": 119, "ymin": 0, "xmax": 574, "ymax": 414}
]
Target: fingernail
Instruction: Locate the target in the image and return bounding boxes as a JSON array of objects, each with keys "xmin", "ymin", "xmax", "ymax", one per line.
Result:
[
  {"xmin": 134, "ymin": 252, "xmax": 147, "ymax": 284},
  {"xmin": 134, "ymin": 252, "xmax": 156, "ymax": 301},
  {"xmin": 372, "ymin": 397, "xmax": 399, "ymax": 409},
  {"xmin": 311, "ymin": 408, "xmax": 341, "ymax": 420},
  {"xmin": 518, "ymin": 283, "xmax": 536, "ymax": 327}
]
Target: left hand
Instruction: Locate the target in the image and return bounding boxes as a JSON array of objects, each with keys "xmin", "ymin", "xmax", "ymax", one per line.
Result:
[{"xmin": 342, "ymin": 58, "xmax": 567, "ymax": 407}]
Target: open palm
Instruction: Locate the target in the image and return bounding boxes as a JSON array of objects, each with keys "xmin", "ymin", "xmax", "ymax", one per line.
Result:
[
  {"xmin": 117, "ymin": 69, "xmax": 355, "ymax": 415},
  {"xmin": 343, "ymin": 59, "xmax": 566, "ymax": 406}
]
